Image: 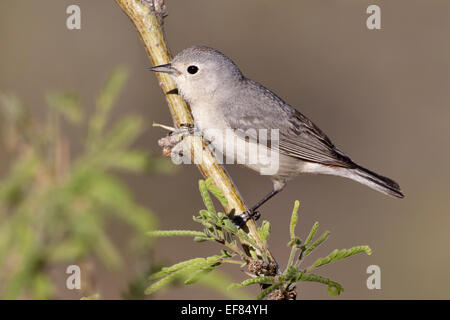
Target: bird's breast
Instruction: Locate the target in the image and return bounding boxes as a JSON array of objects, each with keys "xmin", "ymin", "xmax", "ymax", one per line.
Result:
[
  {"xmin": 190, "ymin": 102, "xmax": 229, "ymax": 133},
  {"xmin": 191, "ymin": 101, "xmax": 230, "ymax": 157}
]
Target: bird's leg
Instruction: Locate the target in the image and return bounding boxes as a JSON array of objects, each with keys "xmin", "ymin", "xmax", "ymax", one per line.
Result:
[{"xmin": 232, "ymin": 188, "xmax": 281, "ymax": 227}]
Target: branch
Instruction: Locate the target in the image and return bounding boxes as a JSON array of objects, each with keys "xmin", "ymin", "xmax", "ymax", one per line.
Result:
[{"xmin": 115, "ymin": 0, "xmax": 273, "ymax": 261}]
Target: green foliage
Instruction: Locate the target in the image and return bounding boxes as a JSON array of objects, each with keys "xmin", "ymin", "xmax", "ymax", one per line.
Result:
[
  {"xmin": 149, "ymin": 257, "xmax": 213, "ymax": 281},
  {"xmin": 199, "ymin": 180, "xmax": 216, "ymax": 214},
  {"xmin": 290, "ymin": 200, "xmax": 300, "ymax": 239},
  {"xmin": 46, "ymin": 92, "xmax": 83, "ymax": 124},
  {"xmin": 293, "ymin": 273, "xmax": 344, "ymax": 297},
  {"xmin": 258, "ymin": 220, "xmax": 271, "ymax": 244},
  {"xmin": 304, "ymin": 222, "xmax": 319, "ymax": 247},
  {"xmin": 204, "ymin": 178, "xmax": 228, "ymax": 207},
  {"xmin": 307, "ymin": 246, "xmax": 372, "ymax": 271},
  {"xmin": 145, "ymin": 255, "xmax": 223, "ymax": 295},
  {"xmin": 145, "ymin": 179, "xmax": 259, "ymax": 297},
  {"xmin": 256, "ymin": 282, "xmax": 283, "ymax": 300},
  {"xmin": 267, "ymin": 202, "xmax": 371, "ymax": 298},
  {"xmin": 81, "ymin": 293, "xmax": 100, "ymax": 300},
  {"xmin": 146, "ymin": 180, "xmax": 372, "ymax": 299},
  {"xmin": 287, "ymin": 200, "xmax": 301, "ymax": 247},
  {"xmin": 228, "ymin": 276, "xmax": 275, "ymax": 290},
  {"xmin": 147, "ymin": 230, "xmax": 209, "ymax": 238},
  {"xmin": 303, "ymin": 230, "xmax": 331, "ymax": 256},
  {"xmin": 195, "ymin": 270, "xmax": 251, "ymax": 300},
  {"xmin": 0, "ymin": 67, "xmax": 170, "ymax": 299}
]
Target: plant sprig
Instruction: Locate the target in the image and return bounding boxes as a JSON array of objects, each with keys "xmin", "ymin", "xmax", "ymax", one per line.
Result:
[{"xmin": 147, "ymin": 180, "xmax": 372, "ymax": 299}]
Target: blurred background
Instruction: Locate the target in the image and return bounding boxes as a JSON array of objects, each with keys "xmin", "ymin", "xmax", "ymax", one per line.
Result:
[{"xmin": 0, "ymin": 0, "xmax": 449, "ymax": 299}]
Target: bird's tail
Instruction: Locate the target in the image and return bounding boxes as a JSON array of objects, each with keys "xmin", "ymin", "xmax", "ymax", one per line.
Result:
[{"xmin": 346, "ymin": 164, "xmax": 404, "ymax": 198}]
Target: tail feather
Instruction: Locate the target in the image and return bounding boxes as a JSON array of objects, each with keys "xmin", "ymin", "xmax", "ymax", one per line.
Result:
[{"xmin": 348, "ymin": 165, "xmax": 404, "ymax": 198}]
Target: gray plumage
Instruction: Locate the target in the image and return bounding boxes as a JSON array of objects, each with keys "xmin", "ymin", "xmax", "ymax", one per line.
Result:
[{"xmin": 150, "ymin": 46, "xmax": 404, "ymax": 205}]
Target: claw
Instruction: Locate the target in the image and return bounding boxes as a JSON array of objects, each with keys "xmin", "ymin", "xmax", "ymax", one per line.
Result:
[
  {"xmin": 231, "ymin": 209, "xmax": 260, "ymax": 228},
  {"xmin": 179, "ymin": 123, "xmax": 195, "ymax": 129},
  {"xmin": 252, "ymin": 210, "xmax": 261, "ymax": 221},
  {"xmin": 231, "ymin": 215, "xmax": 246, "ymax": 228}
]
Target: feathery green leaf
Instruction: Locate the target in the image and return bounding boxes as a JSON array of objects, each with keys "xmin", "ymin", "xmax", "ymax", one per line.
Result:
[
  {"xmin": 149, "ymin": 258, "xmax": 207, "ymax": 280},
  {"xmin": 147, "ymin": 230, "xmax": 208, "ymax": 238},
  {"xmin": 148, "ymin": 255, "xmax": 221, "ymax": 283},
  {"xmin": 228, "ymin": 276, "xmax": 275, "ymax": 290},
  {"xmin": 146, "ymin": 257, "xmax": 222, "ymax": 294},
  {"xmin": 205, "ymin": 178, "xmax": 228, "ymax": 207},
  {"xmin": 258, "ymin": 220, "xmax": 271, "ymax": 242},
  {"xmin": 184, "ymin": 263, "xmax": 221, "ymax": 285},
  {"xmin": 307, "ymin": 246, "xmax": 372, "ymax": 271},
  {"xmin": 199, "ymin": 180, "xmax": 216, "ymax": 214},
  {"xmin": 223, "ymin": 219, "xmax": 238, "ymax": 234},
  {"xmin": 289, "ymin": 200, "xmax": 300, "ymax": 240},
  {"xmin": 236, "ymin": 230, "xmax": 261, "ymax": 252},
  {"xmin": 145, "ymin": 268, "xmax": 185, "ymax": 295},
  {"xmin": 256, "ymin": 282, "xmax": 282, "ymax": 300},
  {"xmin": 304, "ymin": 222, "xmax": 319, "ymax": 247},
  {"xmin": 304, "ymin": 231, "xmax": 330, "ymax": 256},
  {"xmin": 294, "ymin": 272, "xmax": 344, "ymax": 296}
]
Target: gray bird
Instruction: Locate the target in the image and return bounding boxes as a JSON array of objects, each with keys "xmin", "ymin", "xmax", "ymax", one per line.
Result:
[{"xmin": 150, "ymin": 46, "xmax": 404, "ymax": 221}]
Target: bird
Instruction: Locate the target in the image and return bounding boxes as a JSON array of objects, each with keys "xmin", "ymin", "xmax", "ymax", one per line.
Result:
[{"xmin": 150, "ymin": 46, "xmax": 404, "ymax": 222}]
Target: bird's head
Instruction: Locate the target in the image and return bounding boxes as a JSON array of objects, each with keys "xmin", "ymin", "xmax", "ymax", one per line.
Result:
[{"xmin": 149, "ymin": 46, "xmax": 243, "ymax": 104}]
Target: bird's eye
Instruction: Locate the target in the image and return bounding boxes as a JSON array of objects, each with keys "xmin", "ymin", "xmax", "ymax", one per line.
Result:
[{"xmin": 187, "ymin": 65, "xmax": 199, "ymax": 74}]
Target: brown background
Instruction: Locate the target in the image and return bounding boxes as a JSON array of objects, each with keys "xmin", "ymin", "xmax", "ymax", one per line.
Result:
[{"xmin": 0, "ymin": 0, "xmax": 449, "ymax": 299}]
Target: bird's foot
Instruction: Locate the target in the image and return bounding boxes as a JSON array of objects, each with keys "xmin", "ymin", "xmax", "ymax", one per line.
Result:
[
  {"xmin": 156, "ymin": 122, "xmax": 205, "ymax": 157},
  {"xmin": 176, "ymin": 123, "xmax": 215, "ymax": 147},
  {"xmin": 169, "ymin": 123, "xmax": 200, "ymax": 138},
  {"xmin": 232, "ymin": 209, "xmax": 260, "ymax": 228},
  {"xmin": 179, "ymin": 123, "xmax": 195, "ymax": 129}
]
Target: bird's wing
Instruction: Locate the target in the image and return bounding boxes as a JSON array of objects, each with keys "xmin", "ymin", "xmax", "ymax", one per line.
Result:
[
  {"xmin": 222, "ymin": 80, "xmax": 354, "ymax": 168},
  {"xmin": 278, "ymin": 109, "xmax": 354, "ymax": 167}
]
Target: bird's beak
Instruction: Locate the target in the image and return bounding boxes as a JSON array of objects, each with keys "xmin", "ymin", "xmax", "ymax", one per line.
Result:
[{"xmin": 148, "ymin": 63, "xmax": 176, "ymax": 74}]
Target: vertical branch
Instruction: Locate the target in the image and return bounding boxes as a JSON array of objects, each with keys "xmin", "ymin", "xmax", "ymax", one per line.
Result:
[{"xmin": 115, "ymin": 0, "xmax": 273, "ymax": 261}]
